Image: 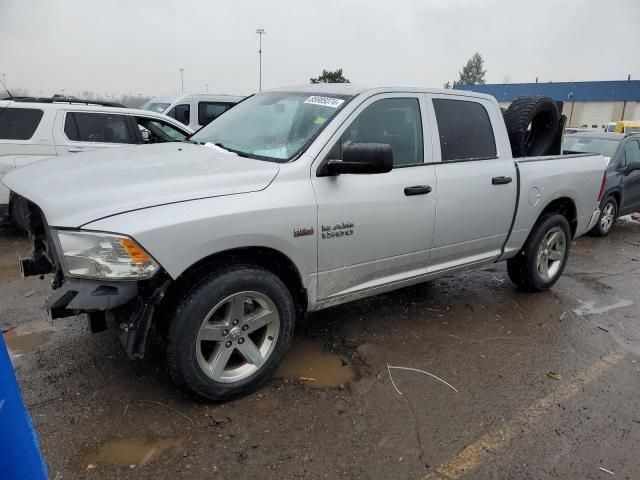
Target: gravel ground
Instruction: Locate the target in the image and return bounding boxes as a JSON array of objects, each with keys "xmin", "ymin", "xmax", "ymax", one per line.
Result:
[{"xmin": 2, "ymin": 218, "xmax": 640, "ymax": 480}]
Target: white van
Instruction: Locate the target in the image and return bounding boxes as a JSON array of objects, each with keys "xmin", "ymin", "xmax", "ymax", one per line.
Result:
[{"xmin": 141, "ymin": 94, "xmax": 244, "ymax": 131}]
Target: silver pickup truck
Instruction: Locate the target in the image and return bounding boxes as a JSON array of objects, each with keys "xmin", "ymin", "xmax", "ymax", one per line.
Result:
[{"xmin": 3, "ymin": 85, "xmax": 607, "ymax": 401}]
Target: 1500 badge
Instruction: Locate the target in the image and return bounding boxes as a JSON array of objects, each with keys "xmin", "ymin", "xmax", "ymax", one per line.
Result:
[{"xmin": 321, "ymin": 221, "xmax": 355, "ymax": 239}]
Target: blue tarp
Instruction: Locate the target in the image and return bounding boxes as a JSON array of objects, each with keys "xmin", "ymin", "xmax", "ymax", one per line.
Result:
[{"xmin": 0, "ymin": 334, "xmax": 48, "ymax": 480}]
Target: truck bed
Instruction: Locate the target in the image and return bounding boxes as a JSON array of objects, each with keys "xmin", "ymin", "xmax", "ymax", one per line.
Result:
[{"xmin": 502, "ymin": 153, "xmax": 606, "ymax": 258}]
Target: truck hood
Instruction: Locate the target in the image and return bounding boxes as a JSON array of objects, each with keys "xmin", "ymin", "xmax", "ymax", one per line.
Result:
[{"xmin": 2, "ymin": 143, "xmax": 280, "ymax": 227}]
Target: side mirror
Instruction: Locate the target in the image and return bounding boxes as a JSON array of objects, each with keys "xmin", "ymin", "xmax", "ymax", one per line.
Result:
[{"xmin": 324, "ymin": 143, "xmax": 393, "ymax": 176}]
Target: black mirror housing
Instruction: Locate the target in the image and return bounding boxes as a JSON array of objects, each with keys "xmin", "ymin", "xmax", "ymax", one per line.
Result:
[{"xmin": 325, "ymin": 143, "xmax": 393, "ymax": 176}]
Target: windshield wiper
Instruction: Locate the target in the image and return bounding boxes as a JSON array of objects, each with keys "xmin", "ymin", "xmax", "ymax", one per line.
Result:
[{"xmin": 213, "ymin": 142, "xmax": 251, "ymax": 158}]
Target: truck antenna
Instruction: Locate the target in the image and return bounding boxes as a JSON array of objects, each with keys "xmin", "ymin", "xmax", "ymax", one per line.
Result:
[{"xmin": 0, "ymin": 76, "xmax": 13, "ymax": 99}]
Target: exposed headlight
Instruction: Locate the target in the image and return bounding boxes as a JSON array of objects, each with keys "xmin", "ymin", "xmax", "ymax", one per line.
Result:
[{"xmin": 54, "ymin": 230, "xmax": 160, "ymax": 280}]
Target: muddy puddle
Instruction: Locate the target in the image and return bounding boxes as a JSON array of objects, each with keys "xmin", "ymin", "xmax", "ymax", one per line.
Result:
[
  {"xmin": 76, "ymin": 437, "xmax": 187, "ymax": 469},
  {"xmin": 275, "ymin": 337, "xmax": 355, "ymax": 388},
  {"xmin": 256, "ymin": 397, "xmax": 282, "ymax": 412},
  {"xmin": 3, "ymin": 330, "xmax": 53, "ymax": 354}
]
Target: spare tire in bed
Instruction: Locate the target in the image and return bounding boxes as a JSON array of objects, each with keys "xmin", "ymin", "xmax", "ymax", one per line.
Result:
[{"xmin": 503, "ymin": 96, "xmax": 560, "ymax": 158}]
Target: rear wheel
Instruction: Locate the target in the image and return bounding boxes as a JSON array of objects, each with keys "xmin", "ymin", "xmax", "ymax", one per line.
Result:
[
  {"xmin": 589, "ymin": 196, "xmax": 617, "ymax": 237},
  {"xmin": 166, "ymin": 266, "xmax": 296, "ymax": 401},
  {"xmin": 507, "ymin": 213, "xmax": 571, "ymax": 292}
]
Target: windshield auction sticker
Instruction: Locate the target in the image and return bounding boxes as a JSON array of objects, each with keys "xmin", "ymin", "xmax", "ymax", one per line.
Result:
[{"xmin": 304, "ymin": 96, "xmax": 345, "ymax": 108}]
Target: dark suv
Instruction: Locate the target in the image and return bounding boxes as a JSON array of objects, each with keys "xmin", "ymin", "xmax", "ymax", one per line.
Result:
[{"xmin": 564, "ymin": 132, "xmax": 640, "ymax": 236}]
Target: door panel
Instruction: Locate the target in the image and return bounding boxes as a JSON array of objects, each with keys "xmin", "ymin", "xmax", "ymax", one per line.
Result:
[
  {"xmin": 312, "ymin": 95, "xmax": 436, "ymax": 301},
  {"xmin": 53, "ymin": 111, "xmax": 134, "ymax": 155},
  {"xmin": 620, "ymin": 140, "xmax": 640, "ymax": 213},
  {"xmin": 1, "ymin": 109, "xmax": 56, "ymax": 168},
  {"xmin": 427, "ymin": 95, "xmax": 517, "ymax": 271},
  {"xmin": 430, "ymin": 159, "xmax": 517, "ymax": 269}
]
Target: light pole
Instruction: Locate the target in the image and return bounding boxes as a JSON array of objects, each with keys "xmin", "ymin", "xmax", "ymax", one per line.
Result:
[
  {"xmin": 256, "ymin": 28, "xmax": 266, "ymax": 92},
  {"xmin": 1, "ymin": 73, "xmax": 6, "ymax": 90},
  {"xmin": 205, "ymin": 83, "xmax": 209, "ymax": 93},
  {"xmin": 179, "ymin": 68, "xmax": 184, "ymax": 93}
]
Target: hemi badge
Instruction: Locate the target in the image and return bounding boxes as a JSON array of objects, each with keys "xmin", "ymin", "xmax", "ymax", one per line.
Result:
[{"xmin": 293, "ymin": 227, "xmax": 314, "ymax": 238}]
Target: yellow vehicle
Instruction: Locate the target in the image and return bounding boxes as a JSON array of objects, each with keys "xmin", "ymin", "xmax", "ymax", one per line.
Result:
[{"xmin": 614, "ymin": 121, "xmax": 640, "ymax": 134}]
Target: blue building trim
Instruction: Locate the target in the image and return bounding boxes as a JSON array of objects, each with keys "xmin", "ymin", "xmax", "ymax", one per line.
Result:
[{"xmin": 454, "ymin": 80, "xmax": 640, "ymax": 102}]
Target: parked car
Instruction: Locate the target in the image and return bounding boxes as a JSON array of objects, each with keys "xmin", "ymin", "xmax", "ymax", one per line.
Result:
[
  {"xmin": 564, "ymin": 131, "xmax": 640, "ymax": 235},
  {"xmin": 0, "ymin": 97, "xmax": 194, "ymax": 219},
  {"xmin": 141, "ymin": 93, "xmax": 244, "ymax": 131},
  {"xmin": 3, "ymin": 85, "xmax": 607, "ymax": 402}
]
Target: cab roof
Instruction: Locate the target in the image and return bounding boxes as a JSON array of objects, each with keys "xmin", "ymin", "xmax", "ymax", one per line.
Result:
[{"xmin": 269, "ymin": 84, "xmax": 498, "ymax": 102}]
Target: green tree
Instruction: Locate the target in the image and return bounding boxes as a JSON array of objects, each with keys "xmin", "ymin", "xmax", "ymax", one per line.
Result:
[
  {"xmin": 310, "ymin": 68, "xmax": 350, "ymax": 84},
  {"xmin": 454, "ymin": 52, "xmax": 487, "ymax": 86}
]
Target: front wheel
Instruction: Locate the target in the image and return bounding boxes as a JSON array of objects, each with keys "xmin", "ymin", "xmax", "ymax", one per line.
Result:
[
  {"xmin": 507, "ymin": 213, "xmax": 571, "ymax": 292},
  {"xmin": 589, "ymin": 196, "xmax": 617, "ymax": 237},
  {"xmin": 166, "ymin": 266, "xmax": 296, "ymax": 402}
]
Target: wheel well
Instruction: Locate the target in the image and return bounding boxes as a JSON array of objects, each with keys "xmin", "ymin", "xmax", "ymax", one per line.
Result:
[
  {"xmin": 539, "ymin": 197, "xmax": 577, "ymax": 237},
  {"xmin": 608, "ymin": 190, "xmax": 621, "ymax": 208},
  {"xmin": 159, "ymin": 247, "xmax": 308, "ymax": 324}
]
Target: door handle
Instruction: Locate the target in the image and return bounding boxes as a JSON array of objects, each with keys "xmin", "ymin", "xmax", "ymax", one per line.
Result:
[
  {"xmin": 492, "ymin": 176, "xmax": 512, "ymax": 185},
  {"xmin": 68, "ymin": 147, "xmax": 86, "ymax": 153},
  {"xmin": 404, "ymin": 185, "xmax": 432, "ymax": 196}
]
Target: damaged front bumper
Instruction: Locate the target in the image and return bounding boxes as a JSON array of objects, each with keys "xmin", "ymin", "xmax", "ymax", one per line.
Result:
[
  {"xmin": 15, "ymin": 193, "xmax": 171, "ymax": 359},
  {"xmin": 43, "ymin": 275, "xmax": 170, "ymax": 359},
  {"xmin": 44, "ymin": 278, "xmax": 140, "ymax": 320}
]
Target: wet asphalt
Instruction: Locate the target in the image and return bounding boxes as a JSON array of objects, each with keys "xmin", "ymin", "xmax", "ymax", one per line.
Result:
[{"xmin": 1, "ymin": 218, "xmax": 639, "ymax": 480}]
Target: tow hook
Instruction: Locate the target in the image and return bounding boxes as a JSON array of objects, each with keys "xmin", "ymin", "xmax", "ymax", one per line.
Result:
[{"xmin": 19, "ymin": 256, "xmax": 53, "ymax": 277}]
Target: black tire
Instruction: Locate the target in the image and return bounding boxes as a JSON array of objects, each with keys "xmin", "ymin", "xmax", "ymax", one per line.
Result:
[
  {"xmin": 507, "ymin": 213, "xmax": 571, "ymax": 292},
  {"xmin": 503, "ymin": 96, "xmax": 560, "ymax": 157},
  {"xmin": 8, "ymin": 196, "xmax": 29, "ymax": 233},
  {"xmin": 588, "ymin": 196, "xmax": 617, "ymax": 237},
  {"xmin": 166, "ymin": 265, "xmax": 296, "ymax": 402}
]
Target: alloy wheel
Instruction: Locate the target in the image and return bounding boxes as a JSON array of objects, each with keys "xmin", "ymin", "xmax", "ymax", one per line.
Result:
[
  {"xmin": 195, "ymin": 291, "xmax": 280, "ymax": 383},
  {"xmin": 536, "ymin": 227, "xmax": 567, "ymax": 282},
  {"xmin": 600, "ymin": 201, "xmax": 616, "ymax": 233}
]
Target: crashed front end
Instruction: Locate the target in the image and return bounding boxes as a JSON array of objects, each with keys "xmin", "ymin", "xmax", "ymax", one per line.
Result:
[{"xmin": 16, "ymin": 194, "xmax": 170, "ymax": 359}]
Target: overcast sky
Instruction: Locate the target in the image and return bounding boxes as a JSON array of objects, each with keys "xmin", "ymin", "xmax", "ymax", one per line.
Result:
[{"xmin": 1, "ymin": 0, "xmax": 639, "ymax": 98}]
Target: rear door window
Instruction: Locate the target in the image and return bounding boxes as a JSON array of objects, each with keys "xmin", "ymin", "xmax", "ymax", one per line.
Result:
[
  {"xmin": 198, "ymin": 102, "xmax": 234, "ymax": 127},
  {"xmin": 432, "ymin": 98, "xmax": 497, "ymax": 161},
  {"xmin": 64, "ymin": 112, "xmax": 131, "ymax": 143},
  {"xmin": 167, "ymin": 104, "xmax": 190, "ymax": 126},
  {"xmin": 0, "ymin": 108, "xmax": 44, "ymax": 140}
]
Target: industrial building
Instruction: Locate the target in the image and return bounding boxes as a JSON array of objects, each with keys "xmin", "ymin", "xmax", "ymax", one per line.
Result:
[{"xmin": 455, "ymin": 80, "xmax": 640, "ymax": 130}]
